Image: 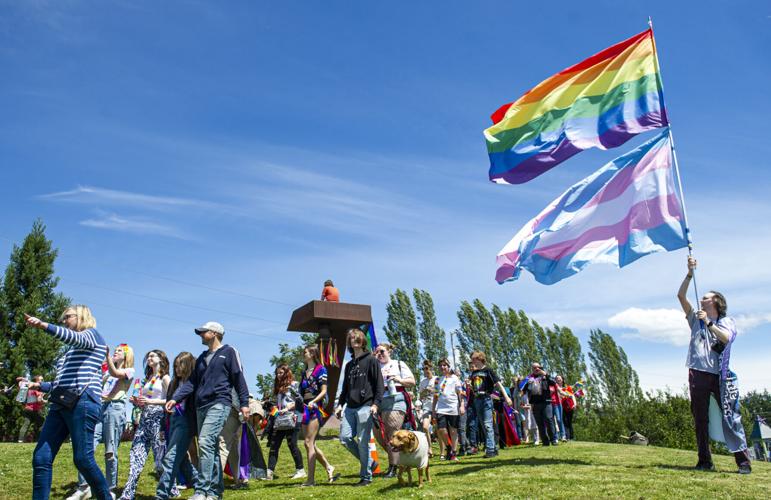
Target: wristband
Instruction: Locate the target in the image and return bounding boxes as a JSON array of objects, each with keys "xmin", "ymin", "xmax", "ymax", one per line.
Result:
[{"xmin": 707, "ymin": 320, "xmax": 714, "ymax": 328}]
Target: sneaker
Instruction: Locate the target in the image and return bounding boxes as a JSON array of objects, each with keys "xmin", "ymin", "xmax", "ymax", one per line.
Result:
[
  {"xmin": 694, "ymin": 462, "xmax": 715, "ymax": 471},
  {"xmin": 483, "ymin": 451, "xmax": 498, "ymax": 458},
  {"xmin": 189, "ymin": 494, "xmax": 207, "ymax": 500},
  {"xmin": 449, "ymin": 454, "xmax": 460, "ymax": 462},
  {"xmin": 352, "ymin": 479, "xmax": 372, "ymax": 487},
  {"xmin": 300, "ymin": 482, "xmax": 316, "ymax": 487},
  {"xmin": 66, "ymin": 487, "xmax": 91, "ymax": 500},
  {"xmin": 260, "ymin": 469, "xmax": 274, "ymax": 481},
  {"xmin": 468, "ymin": 447, "xmax": 478, "ymax": 455},
  {"xmin": 291, "ymin": 468, "xmax": 307, "ymax": 479},
  {"xmin": 738, "ymin": 463, "xmax": 752, "ymax": 475},
  {"xmin": 383, "ymin": 465, "xmax": 397, "ymax": 478},
  {"xmin": 439, "ymin": 455, "xmax": 447, "ymax": 461},
  {"xmin": 551, "ymin": 441, "xmax": 559, "ymax": 446},
  {"xmin": 533, "ymin": 440, "xmax": 541, "ymax": 446}
]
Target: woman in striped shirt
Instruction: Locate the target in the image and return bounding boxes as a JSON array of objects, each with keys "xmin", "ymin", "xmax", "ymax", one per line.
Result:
[{"xmin": 25, "ymin": 305, "xmax": 112, "ymax": 500}]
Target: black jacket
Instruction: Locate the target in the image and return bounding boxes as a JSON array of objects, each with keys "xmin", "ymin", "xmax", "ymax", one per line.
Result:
[{"xmin": 338, "ymin": 351, "xmax": 383, "ymax": 409}]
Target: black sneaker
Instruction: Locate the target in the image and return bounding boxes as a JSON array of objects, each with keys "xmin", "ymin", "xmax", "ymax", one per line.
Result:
[
  {"xmin": 352, "ymin": 479, "xmax": 372, "ymax": 487},
  {"xmin": 483, "ymin": 451, "xmax": 498, "ymax": 458},
  {"xmin": 738, "ymin": 463, "xmax": 752, "ymax": 475},
  {"xmin": 694, "ymin": 462, "xmax": 715, "ymax": 471},
  {"xmin": 383, "ymin": 466, "xmax": 397, "ymax": 478}
]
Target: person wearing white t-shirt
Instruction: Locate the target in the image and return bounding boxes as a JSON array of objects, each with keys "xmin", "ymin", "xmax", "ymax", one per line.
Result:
[
  {"xmin": 373, "ymin": 343, "xmax": 416, "ymax": 478},
  {"xmin": 417, "ymin": 360, "xmax": 438, "ymax": 457},
  {"xmin": 432, "ymin": 358, "xmax": 465, "ymax": 462}
]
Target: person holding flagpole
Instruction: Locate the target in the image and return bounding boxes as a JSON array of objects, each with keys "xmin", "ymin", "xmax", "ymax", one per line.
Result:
[{"xmin": 677, "ymin": 256, "xmax": 751, "ymax": 474}]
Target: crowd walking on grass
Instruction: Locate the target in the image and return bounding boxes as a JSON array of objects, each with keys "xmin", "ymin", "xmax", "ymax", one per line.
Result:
[{"xmin": 11, "ymin": 261, "xmax": 754, "ymax": 498}]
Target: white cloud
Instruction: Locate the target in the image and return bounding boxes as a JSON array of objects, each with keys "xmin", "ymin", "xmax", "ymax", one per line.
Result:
[
  {"xmin": 734, "ymin": 313, "xmax": 771, "ymax": 333},
  {"xmin": 608, "ymin": 307, "xmax": 691, "ymax": 346},
  {"xmin": 39, "ymin": 185, "xmax": 221, "ymax": 211},
  {"xmin": 80, "ymin": 213, "xmax": 191, "ymax": 240}
]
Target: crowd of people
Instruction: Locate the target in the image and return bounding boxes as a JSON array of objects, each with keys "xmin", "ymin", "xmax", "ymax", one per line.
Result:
[{"xmin": 12, "ymin": 259, "xmax": 753, "ymax": 498}]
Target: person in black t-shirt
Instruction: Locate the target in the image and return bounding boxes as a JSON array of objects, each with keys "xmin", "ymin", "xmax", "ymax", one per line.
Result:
[
  {"xmin": 524, "ymin": 362, "xmax": 558, "ymax": 446},
  {"xmin": 467, "ymin": 351, "xmax": 512, "ymax": 458}
]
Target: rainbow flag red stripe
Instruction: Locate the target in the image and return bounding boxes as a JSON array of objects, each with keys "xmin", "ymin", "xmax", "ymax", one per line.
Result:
[{"xmin": 484, "ymin": 29, "xmax": 668, "ymax": 184}]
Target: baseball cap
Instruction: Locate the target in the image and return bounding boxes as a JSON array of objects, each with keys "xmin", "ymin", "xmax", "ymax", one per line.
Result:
[{"xmin": 195, "ymin": 321, "xmax": 224, "ymax": 335}]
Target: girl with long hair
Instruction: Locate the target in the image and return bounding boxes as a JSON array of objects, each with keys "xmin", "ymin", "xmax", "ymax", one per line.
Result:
[
  {"xmin": 156, "ymin": 352, "xmax": 198, "ymax": 499},
  {"xmin": 299, "ymin": 345, "xmax": 339, "ymax": 486},
  {"xmin": 25, "ymin": 305, "xmax": 112, "ymax": 500},
  {"xmin": 432, "ymin": 358, "xmax": 465, "ymax": 461},
  {"xmin": 67, "ymin": 343, "xmax": 137, "ymax": 500},
  {"xmin": 119, "ymin": 350, "xmax": 170, "ymax": 499},
  {"xmin": 264, "ymin": 364, "xmax": 305, "ymax": 481}
]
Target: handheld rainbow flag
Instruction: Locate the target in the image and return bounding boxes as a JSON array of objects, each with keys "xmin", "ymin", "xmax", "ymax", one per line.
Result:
[
  {"xmin": 484, "ymin": 28, "xmax": 668, "ymax": 184},
  {"xmin": 496, "ymin": 129, "xmax": 687, "ymax": 284},
  {"xmin": 361, "ymin": 322, "xmax": 379, "ymax": 351}
]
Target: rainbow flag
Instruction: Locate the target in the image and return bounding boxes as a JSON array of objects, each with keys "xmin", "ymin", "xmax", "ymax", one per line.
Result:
[
  {"xmin": 496, "ymin": 129, "xmax": 686, "ymax": 284},
  {"xmin": 361, "ymin": 322, "xmax": 379, "ymax": 351},
  {"xmin": 484, "ymin": 29, "xmax": 668, "ymax": 184}
]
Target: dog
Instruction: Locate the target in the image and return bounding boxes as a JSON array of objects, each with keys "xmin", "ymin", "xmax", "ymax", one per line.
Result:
[{"xmin": 389, "ymin": 429, "xmax": 431, "ymax": 487}]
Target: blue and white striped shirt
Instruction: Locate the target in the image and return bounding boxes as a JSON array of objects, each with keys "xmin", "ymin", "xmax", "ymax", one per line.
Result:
[{"xmin": 41, "ymin": 324, "xmax": 108, "ymax": 402}]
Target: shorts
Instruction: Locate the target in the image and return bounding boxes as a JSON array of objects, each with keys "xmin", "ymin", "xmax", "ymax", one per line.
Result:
[{"xmin": 436, "ymin": 413, "xmax": 459, "ymax": 430}]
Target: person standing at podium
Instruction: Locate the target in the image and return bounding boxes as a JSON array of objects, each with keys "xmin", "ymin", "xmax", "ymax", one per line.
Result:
[{"xmin": 335, "ymin": 328, "xmax": 383, "ymax": 487}]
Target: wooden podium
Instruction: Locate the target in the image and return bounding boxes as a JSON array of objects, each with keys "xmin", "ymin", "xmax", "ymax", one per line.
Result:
[{"xmin": 287, "ymin": 300, "xmax": 372, "ymax": 416}]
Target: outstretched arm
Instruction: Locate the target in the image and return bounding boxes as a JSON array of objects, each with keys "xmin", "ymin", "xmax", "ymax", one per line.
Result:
[{"xmin": 677, "ymin": 257, "xmax": 697, "ymax": 315}]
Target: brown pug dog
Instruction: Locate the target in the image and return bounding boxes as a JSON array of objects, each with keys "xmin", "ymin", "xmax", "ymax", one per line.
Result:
[{"xmin": 389, "ymin": 429, "xmax": 431, "ymax": 487}]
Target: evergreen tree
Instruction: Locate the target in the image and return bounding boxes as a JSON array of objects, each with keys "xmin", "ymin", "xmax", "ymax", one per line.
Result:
[
  {"xmin": 384, "ymin": 289, "xmax": 419, "ymax": 375},
  {"xmin": 511, "ymin": 309, "xmax": 539, "ymax": 376},
  {"xmin": 0, "ymin": 220, "xmax": 69, "ymax": 439},
  {"xmin": 455, "ymin": 300, "xmax": 496, "ymax": 372},
  {"xmin": 491, "ymin": 305, "xmax": 516, "ymax": 382},
  {"xmin": 587, "ymin": 329, "xmax": 642, "ymax": 409},
  {"xmin": 412, "ymin": 289, "xmax": 447, "ymax": 364}
]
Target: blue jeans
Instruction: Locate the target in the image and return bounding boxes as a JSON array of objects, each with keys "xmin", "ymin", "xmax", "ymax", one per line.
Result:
[
  {"xmin": 33, "ymin": 393, "xmax": 110, "ymax": 500},
  {"xmin": 552, "ymin": 403, "xmax": 565, "ymax": 440},
  {"xmin": 156, "ymin": 412, "xmax": 198, "ymax": 499},
  {"xmin": 469, "ymin": 396, "xmax": 495, "ymax": 453},
  {"xmin": 339, "ymin": 405, "xmax": 373, "ymax": 481},
  {"xmin": 196, "ymin": 403, "xmax": 229, "ymax": 497},
  {"xmin": 79, "ymin": 400, "xmax": 126, "ymax": 490}
]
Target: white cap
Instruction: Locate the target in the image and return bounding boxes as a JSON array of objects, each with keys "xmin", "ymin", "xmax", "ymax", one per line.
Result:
[{"xmin": 195, "ymin": 321, "xmax": 224, "ymax": 335}]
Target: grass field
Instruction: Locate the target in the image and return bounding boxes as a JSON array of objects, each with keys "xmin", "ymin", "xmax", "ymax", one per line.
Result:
[{"xmin": 1, "ymin": 436, "xmax": 768, "ymax": 499}]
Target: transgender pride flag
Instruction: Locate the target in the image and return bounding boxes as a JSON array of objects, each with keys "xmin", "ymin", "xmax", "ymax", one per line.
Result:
[{"xmin": 495, "ymin": 129, "xmax": 687, "ymax": 285}]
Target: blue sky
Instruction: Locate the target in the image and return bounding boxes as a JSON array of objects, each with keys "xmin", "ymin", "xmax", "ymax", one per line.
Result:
[{"xmin": 2, "ymin": 1, "xmax": 770, "ymax": 395}]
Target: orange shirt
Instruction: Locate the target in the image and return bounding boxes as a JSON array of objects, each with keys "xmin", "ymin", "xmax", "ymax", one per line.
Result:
[{"xmin": 321, "ymin": 286, "xmax": 340, "ymax": 302}]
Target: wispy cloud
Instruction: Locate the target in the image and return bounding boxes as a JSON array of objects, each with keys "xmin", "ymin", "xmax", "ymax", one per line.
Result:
[
  {"xmin": 39, "ymin": 185, "xmax": 221, "ymax": 211},
  {"xmin": 80, "ymin": 213, "xmax": 191, "ymax": 240}
]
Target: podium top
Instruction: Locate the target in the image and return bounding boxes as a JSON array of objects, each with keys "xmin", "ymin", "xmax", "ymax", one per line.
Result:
[{"xmin": 287, "ymin": 300, "xmax": 373, "ymax": 333}]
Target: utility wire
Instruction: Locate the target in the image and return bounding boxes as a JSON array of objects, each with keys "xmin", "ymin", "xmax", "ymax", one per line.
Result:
[
  {"xmin": 85, "ymin": 299, "xmax": 288, "ymax": 341},
  {"xmin": 65, "ymin": 278, "xmax": 286, "ymax": 325}
]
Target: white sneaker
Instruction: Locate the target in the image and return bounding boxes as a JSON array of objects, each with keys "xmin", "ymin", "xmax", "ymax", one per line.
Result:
[
  {"xmin": 251, "ymin": 468, "xmax": 267, "ymax": 480},
  {"xmin": 260, "ymin": 469, "xmax": 274, "ymax": 481},
  {"xmin": 291, "ymin": 468, "xmax": 307, "ymax": 479},
  {"xmin": 66, "ymin": 487, "xmax": 91, "ymax": 500},
  {"xmin": 189, "ymin": 494, "xmax": 207, "ymax": 500}
]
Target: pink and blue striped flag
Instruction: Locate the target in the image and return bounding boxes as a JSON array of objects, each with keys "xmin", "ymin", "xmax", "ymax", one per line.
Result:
[{"xmin": 495, "ymin": 129, "xmax": 686, "ymax": 285}]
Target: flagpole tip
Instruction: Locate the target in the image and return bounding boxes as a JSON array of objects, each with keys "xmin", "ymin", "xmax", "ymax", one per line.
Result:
[{"xmin": 648, "ymin": 16, "xmax": 653, "ymax": 29}]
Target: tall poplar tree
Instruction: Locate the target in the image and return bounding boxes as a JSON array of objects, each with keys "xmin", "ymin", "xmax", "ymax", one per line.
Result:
[
  {"xmin": 587, "ymin": 329, "xmax": 642, "ymax": 408},
  {"xmin": 0, "ymin": 220, "xmax": 69, "ymax": 438},
  {"xmin": 384, "ymin": 289, "xmax": 419, "ymax": 375},
  {"xmin": 413, "ymin": 289, "xmax": 447, "ymax": 364}
]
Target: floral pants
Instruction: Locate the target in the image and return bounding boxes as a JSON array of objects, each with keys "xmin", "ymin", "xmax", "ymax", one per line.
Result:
[{"xmin": 120, "ymin": 405, "xmax": 165, "ymax": 499}]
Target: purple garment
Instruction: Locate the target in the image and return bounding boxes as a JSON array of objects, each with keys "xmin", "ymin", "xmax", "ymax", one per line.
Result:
[{"xmin": 717, "ymin": 316, "xmax": 737, "ymax": 379}]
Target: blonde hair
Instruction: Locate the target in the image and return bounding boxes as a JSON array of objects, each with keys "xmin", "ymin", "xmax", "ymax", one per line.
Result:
[
  {"xmin": 470, "ymin": 351, "xmax": 487, "ymax": 364},
  {"xmin": 115, "ymin": 344, "xmax": 135, "ymax": 370},
  {"xmin": 377, "ymin": 342, "xmax": 394, "ymax": 353},
  {"xmin": 60, "ymin": 304, "xmax": 97, "ymax": 331}
]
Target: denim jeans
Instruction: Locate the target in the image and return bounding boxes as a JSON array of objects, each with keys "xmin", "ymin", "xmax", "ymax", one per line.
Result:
[
  {"xmin": 339, "ymin": 405, "xmax": 373, "ymax": 481},
  {"xmin": 196, "ymin": 403, "xmax": 229, "ymax": 497},
  {"xmin": 552, "ymin": 403, "xmax": 565, "ymax": 440},
  {"xmin": 78, "ymin": 400, "xmax": 126, "ymax": 490},
  {"xmin": 532, "ymin": 402, "xmax": 556, "ymax": 445},
  {"xmin": 469, "ymin": 395, "xmax": 495, "ymax": 453},
  {"xmin": 33, "ymin": 393, "xmax": 110, "ymax": 500},
  {"xmin": 156, "ymin": 412, "xmax": 199, "ymax": 499}
]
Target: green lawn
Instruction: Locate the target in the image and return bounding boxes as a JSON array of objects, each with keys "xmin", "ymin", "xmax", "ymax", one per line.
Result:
[{"xmin": 1, "ymin": 437, "xmax": 768, "ymax": 499}]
